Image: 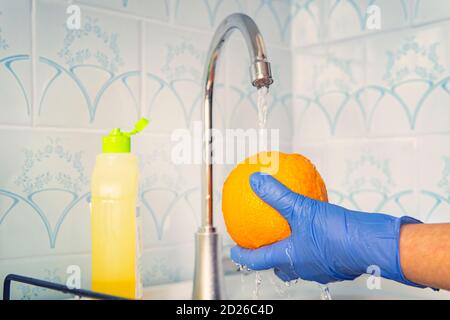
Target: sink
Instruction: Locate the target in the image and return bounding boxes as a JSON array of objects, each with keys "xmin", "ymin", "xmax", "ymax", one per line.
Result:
[{"xmin": 143, "ymin": 270, "xmax": 450, "ymax": 300}]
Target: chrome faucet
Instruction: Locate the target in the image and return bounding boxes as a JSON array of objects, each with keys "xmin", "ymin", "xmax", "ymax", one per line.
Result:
[{"xmin": 192, "ymin": 13, "xmax": 274, "ymax": 300}]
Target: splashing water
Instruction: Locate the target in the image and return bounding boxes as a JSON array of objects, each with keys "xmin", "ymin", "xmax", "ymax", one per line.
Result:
[
  {"xmin": 285, "ymin": 241, "xmax": 332, "ymax": 300},
  {"xmin": 236, "ymin": 263, "xmax": 262, "ymax": 299},
  {"xmin": 269, "ymin": 273, "xmax": 291, "ymax": 298},
  {"xmin": 318, "ymin": 284, "xmax": 332, "ymax": 300},
  {"xmin": 252, "ymin": 271, "xmax": 262, "ymax": 300},
  {"xmin": 255, "ymin": 87, "xmax": 331, "ymax": 300}
]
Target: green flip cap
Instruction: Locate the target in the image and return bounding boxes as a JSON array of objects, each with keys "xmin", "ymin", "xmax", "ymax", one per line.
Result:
[{"xmin": 102, "ymin": 118, "xmax": 149, "ymax": 153}]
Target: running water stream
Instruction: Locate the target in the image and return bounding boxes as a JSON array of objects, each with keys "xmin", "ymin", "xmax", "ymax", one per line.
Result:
[
  {"xmin": 257, "ymin": 87, "xmax": 269, "ymax": 153},
  {"xmin": 319, "ymin": 284, "xmax": 332, "ymax": 300},
  {"xmin": 257, "ymin": 86, "xmax": 269, "ymax": 133},
  {"xmin": 252, "ymin": 87, "xmax": 332, "ymax": 300}
]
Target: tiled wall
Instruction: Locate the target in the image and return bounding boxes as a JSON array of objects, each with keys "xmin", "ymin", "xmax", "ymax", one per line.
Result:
[
  {"xmin": 293, "ymin": 0, "xmax": 450, "ymax": 226},
  {"xmin": 0, "ymin": 0, "xmax": 293, "ymax": 299},
  {"xmin": 0, "ymin": 0, "xmax": 448, "ymax": 300}
]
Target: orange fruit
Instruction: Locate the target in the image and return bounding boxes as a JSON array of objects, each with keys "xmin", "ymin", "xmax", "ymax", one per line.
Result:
[{"xmin": 222, "ymin": 151, "xmax": 328, "ymax": 249}]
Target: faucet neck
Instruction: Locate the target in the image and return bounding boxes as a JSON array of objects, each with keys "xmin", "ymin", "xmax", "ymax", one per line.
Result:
[{"xmin": 201, "ymin": 13, "xmax": 273, "ymax": 230}]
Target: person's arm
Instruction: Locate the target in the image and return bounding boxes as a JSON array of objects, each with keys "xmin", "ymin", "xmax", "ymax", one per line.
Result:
[
  {"xmin": 231, "ymin": 173, "xmax": 449, "ymax": 290},
  {"xmin": 400, "ymin": 223, "xmax": 450, "ymax": 290}
]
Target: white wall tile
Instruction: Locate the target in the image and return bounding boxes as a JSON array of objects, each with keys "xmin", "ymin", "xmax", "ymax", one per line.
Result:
[
  {"xmin": 4, "ymin": 0, "xmax": 450, "ymax": 299},
  {"xmin": 144, "ymin": 22, "xmax": 211, "ymax": 134},
  {"xmin": 78, "ymin": 0, "xmax": 170, "ymax": 21},
  {"xmin": 413, "ymin": 0, "xmax": 450, "ymax": 25},
  {"xmin": 0, "ymin": 0, "xmax": 32, "ymax": 125},
  {"xmin": 0, "ymin": 0, "xmax": 286, "ymax": 298},
  {"xmin": 0, "ymin": 129, "xmax": 98, "ymax": 259},
  {"xmin": 372, "ymin": 0, "xmax": 411, "ymax": 30},
  {"xmin": 226, "ymin": 37, "xmax": 293, "ymax": 144},
  {"xmin": 134, "ymin": 134, "xmax": 201, "ymax": 248},
  {"xmin": 142, "ymin": 243, "xmax": 195, "ymax": 287},
  {"xmin": 418, "ymin": 135, "xmax": 450, "ymax": 223},
  {"xmin": 291, "ymin": 0, "xmax": 323, "ymax": 47},
  {"xmin": 326, "ymin": 0, "xmax": 365, "ymax": 40},
  {"xmin": 0, "ymin": 128, "xmax": 202, "ymax": 290},
  {"xmin": 174, "ymin": 0, "xmax": 247, "ymax": 31},
  {"xmin": 325, "ymin": 139, "xmax": 419, "ymax": 218},
  {"xmin": 246, "ymin": 0, "xmax": 293, "ymax": 46},
  {"xmin": 325, "ymin": 0, "xmax": 410, "ymax": 41},
  {"xmin": 36, "ymin": 0, "xmax": 141, "ymax": 129},
  {"xmin": 366, "ymin": 24, "xmax": 450, "ymax": 136},
  {"xmin": 0, "ymin": 254, "xmax": 91, "ymax": 299},
  {"xmin": 293, "ymin": 40, "xmax": 366, "ymax": 142}
]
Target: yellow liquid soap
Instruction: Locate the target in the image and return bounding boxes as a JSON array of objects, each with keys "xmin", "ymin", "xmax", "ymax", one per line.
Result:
[{"xmin": 91, "ymin": 153, "xmax": 143, "ymax": 299}]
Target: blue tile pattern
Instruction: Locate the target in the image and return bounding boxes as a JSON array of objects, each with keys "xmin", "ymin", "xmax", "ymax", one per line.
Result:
[{"xmin": 0, "ymin": 0, "xmax": 449, "ymax": 299}]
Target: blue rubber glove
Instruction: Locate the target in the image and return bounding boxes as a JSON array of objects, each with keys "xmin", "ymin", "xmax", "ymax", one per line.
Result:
[{"xmin": 230, "ymin": 172, "xmax": 424, "ymax": 287}]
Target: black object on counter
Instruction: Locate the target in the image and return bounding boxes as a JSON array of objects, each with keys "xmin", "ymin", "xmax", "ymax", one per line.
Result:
[{"xmin": 3, "ymin": 274, "xmax": 127, "ymax": 300}]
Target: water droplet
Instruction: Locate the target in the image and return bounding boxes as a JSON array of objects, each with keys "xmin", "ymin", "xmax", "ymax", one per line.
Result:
[
  {"xmin": 252, "ymin": 271, "xmax": 262, "ymax": 300},
  {"xmin": 318, "ymin": 284, "xmax": 332, "ymax": 300}
]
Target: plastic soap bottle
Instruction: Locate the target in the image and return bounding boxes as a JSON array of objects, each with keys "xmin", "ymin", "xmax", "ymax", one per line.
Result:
[{"xmin": 91, "ymin": 118, "xmax": 149, "ymax": 299}]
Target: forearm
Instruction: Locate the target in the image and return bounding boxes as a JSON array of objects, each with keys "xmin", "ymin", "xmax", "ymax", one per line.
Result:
[{"xmin": 400, "ymin": 223, "xmax": 450, "ymax": 290}]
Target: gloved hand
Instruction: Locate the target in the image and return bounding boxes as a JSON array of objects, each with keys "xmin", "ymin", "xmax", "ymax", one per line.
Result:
[{"xmin": 231, "ymin": 172, "xmax": 424, "ymax": 287}]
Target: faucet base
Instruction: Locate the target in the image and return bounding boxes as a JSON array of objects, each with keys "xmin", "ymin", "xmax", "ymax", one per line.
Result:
[{"xmin": 192, "ymin": 228, "xmax": 226, "ymax": 300}]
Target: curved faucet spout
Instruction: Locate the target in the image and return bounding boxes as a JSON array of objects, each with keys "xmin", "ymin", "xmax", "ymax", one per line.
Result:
[
  {"xmin": 204, "ymin": 13, "xmax": 274, "ymax": 92},
  {"xmin": 193, "ymin": 13, "xmax": 274, "ymax": 300},
  {"xmin": 202, "ymin": 13, "xmax": 273, "ymax": 231}
]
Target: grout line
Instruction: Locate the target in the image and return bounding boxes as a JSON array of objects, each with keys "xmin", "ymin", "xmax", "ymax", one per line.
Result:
[
  {"xmin": 292, "ymin": 132, "xmax": 450, "ymax": 147},
  {"xmin": 40, "ymin": 0, "xmax": 212, "ymax": 37},
  {"xmin": 410, "ymin": 14, "xmax": 450, "ymax": 30},
  {"xmin": 0, "ymin": 242, "xmax": 197, "ymax": 263},
  {"xmin": 319, "ymin": 0, "xmax": 329, "ymax": 44},
  {"xmin": 69, "ymin": 0, "xmax": 174, "ymax": 24},
  {"xmin": 73, "ymin": 0, "xmax": 210, "ymax": 38},
  {"xmin": 140, "ymin": 19, "xmax": 146, "ymax": 119},
  {"xmin": 4, "ymin": 4, "xmax": 449, "ymax": 141},
  {"xmin": 0, "ymin": 124, "xmax": 108, "ymax": 134},
  {"xmin": 24, "ymin": 0, "xmax": 450, "ymax": 109},
  {"xmin": 362, "ymin": 33, "xmax": 368, "ymax": 140},
  {"xmin": 413, "ymin": 136, "xmax": 421, "ymax": 219},
  {"xmin": 168, "ymin": 0, "xmax": 175, "ymax": 26},
  {"xmin": 2, "ymin": 112, "xmax": 440, "ymax": 139},
  {"xmin": 293, "ymin": 15, "xmax": 450, "ymax": 52},
  {"xmin": 142, "ymin": 241, "xmax": 195, "ymax": 253},
  {"xmin": 0, "ymin": 251, "xmax": 92, "ymax": 263},
  {"xmin": 0, "ymin": 124, "xmax": 182, "ymax": 138},
  {"xmin": 408, "ymin": 0, "xmax": 414, "ymax": 27},
  {"xmin": 45, "ymin": 0, "xmax": 291, "ymax": 50},
  {"xmin": 223, "ymin": 36, "xmax": 230, "ymax": 128}
]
